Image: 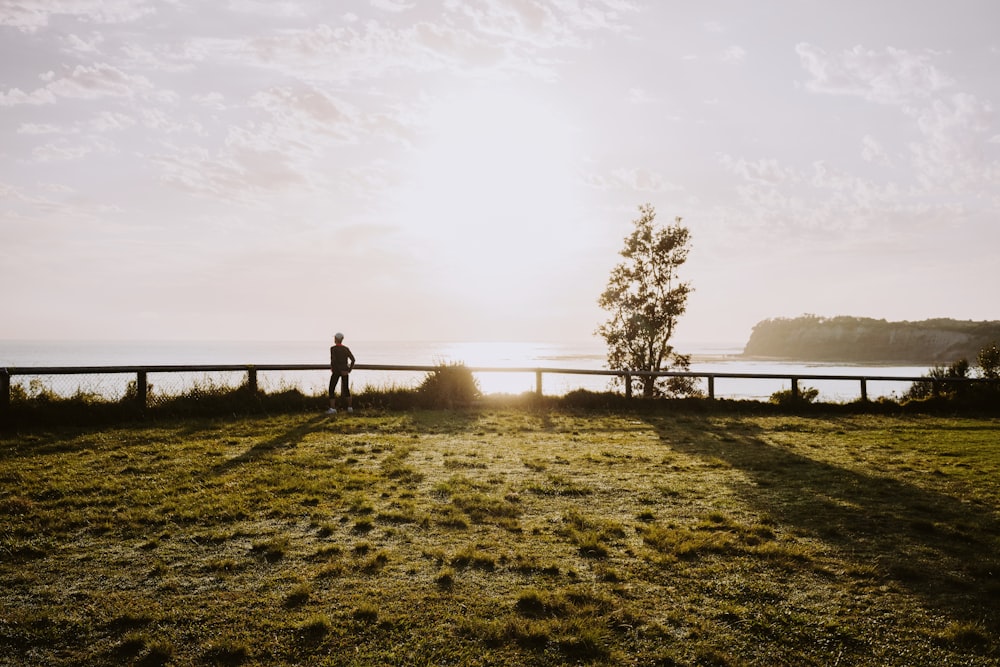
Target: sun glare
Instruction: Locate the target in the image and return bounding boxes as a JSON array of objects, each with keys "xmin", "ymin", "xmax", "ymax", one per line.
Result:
[{"xmin": 391, "ymin": 85, "xmax": 586, "ymax": 312}]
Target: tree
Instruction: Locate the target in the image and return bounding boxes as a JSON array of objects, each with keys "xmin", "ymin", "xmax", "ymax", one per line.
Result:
[
  {"xmin": 978, "ymin": 342, "xmax": 1000, "ymax": 379},
  {"xmin": 597, "ymin": 204, "xmax": 698, "ymax": 398}
]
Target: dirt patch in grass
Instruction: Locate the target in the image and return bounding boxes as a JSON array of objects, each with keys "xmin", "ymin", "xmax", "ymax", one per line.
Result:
[{"xmin": 1, "ymin": 410, "xmax": 999, "ymax": 665}]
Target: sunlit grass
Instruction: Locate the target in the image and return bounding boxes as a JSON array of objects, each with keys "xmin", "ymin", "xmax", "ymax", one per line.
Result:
[{"xmin": 1, "ymin": 410, "xmax": 999, "ymax": 665}]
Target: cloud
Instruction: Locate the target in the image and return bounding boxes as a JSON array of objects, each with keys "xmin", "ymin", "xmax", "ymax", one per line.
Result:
[
  {"xmin": 32, "ymin": 140, "xmax": 95, "ymax": 162},
  {"xmin": 626, "ymin": 87, "xmax": 653, "ymax": 104},
  {"xmin": 861, "ymin": 134, "xmax": 891, "ymax": 165},
  {"xmin": 249, "ymin": 86, "xmax": 362, "ymax": 142},
  {"xmin": 0, "ymin": 63, "xmax": 153, "ymax": 106},
  {"xmin": 720, "ymin": 45, "xmax": 746, "ymax": 64},
  {"xmin": 709, "ymin": 152, "xmax": 943, "ymax": 247},
  {"xmin": 907, "ymin": 92, "xmax": 1000, "ymax": 192},
  {"xmin": 192, "ymin": 92, "xmax": 228, "ymax": 111},
  {"xmin": 719, "ymin": 156, "xmax": 795, "ymax": 185},
  {"xmin": 61, "ymin": 31, "xmax": 105, "ymax": 55},
  {"xmin": 453, "ymin": 0, "xmax": 638, "ymax": 42},
  {"xmin": 370, "ymin": 0, "xmax": 415, "ymax": 12},
  {"xmin": 585, "ymin": 167, "xmax": 681, "ymax": 192},
  {"xmin": 227, "ymin": 0, "xmax": 309, "ymax": 18},
  {"xmin": 796, "ymin": 43, "xmax": 952, "ymax": 104},
  {"xmin": 120, "ymin": 42, "xmax": 198, "ymax": 73},
  {"xmin": 17, "ymin": 122, "xmax": 65, "ymax": 135},
  {"xmin": 0, "ymin": 0, "xmax": 155, "ymax": 32},
  {"xmin": 0, "ymin": 179, "xmax": 122, "ymax": 245},
  {"xmin": 26, "ymin": 133, "xmax": 116, "ymax": 163},
  {"xmin": 227, "ymin": 1, "xmax": 636, "ymax": 84},
  {"xmin": 795, "ymin": 43, "xmax": 999, "ymax": 195},
  {"xmin": 46, "ymin": 63, "xmax": 153, "ymax": 99},
  {"xmin": 89, "ymin": 110, "xmax": 137, "ymax": 131},
  {"xmin": 0, "ymin": 86, "xmax": 56, "ymax": 106},
  {"xmin": 150, "ymin": 137, "xmax": 310, "ymax": 201},
  {"xmin": 238, "ymin": 21, "xmax": 479, "ymax": 82}
]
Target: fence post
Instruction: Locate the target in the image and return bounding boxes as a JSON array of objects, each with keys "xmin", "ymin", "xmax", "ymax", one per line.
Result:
[
  {"xmin": 859, "ymin": 378, "xmax": 868, "ymax": 402},
  {"xmin": 535, "ymin": 370, "xmax": 543, "ymax": 397},
  {"xmin": 137, "ymin": 371, "xmax": 148, "ymax": 409},
  {"xmin": 624, "ymin": 373, "xmax": 632, "ymax": 399},
  {"xmin": 247, "ymin": 367, "xmax": 258, "ymax": 393},
  {"xmin": 707, "ymin": 375, "xmax": 715, "ymax": 400},
  {"xmin": 791, "ymin": 377, "xmax": 799, "ymax": 400},
  {"xmin": 0, "ymin": 369, "xmax": 9, "ymax": 417}
]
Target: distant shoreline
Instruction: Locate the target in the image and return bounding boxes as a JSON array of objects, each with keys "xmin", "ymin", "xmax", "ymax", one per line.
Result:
[{"xmin": 743, "ymin": 316, "xmax": 1000, "ymax": 366}]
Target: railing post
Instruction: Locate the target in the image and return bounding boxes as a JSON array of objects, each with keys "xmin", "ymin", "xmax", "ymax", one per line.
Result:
[
  {"xmin": 859, "ymin": 378, "xmax": 868, "ymax": 402},
  {"xmin": 535, "ymin": 370, "xmax": 542, "ymax": 397},
  {"xmin": 0, "ymin": 369, "xmax": 9, "ymax": 417},
  {"xmin": 791, "ymin": 377, "xmax": 799, "ymax": 400},
  {"xmin": 137, "ymin": 371, "xmax": 148, "ymax": 409},
  {"xmin": 247, "ymin": 367, "xmax": 258, "ymax": 393},
  {"xmin": 707, "ymin": 375, "xmax": 715, "ymax": 400},
  {"xmin": 624, "ymin": 373, "xmax": 632, "ymax": 400}
]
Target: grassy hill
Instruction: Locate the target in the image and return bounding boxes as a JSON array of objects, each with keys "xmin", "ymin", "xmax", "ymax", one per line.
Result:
[
  {"xmin": 744, "ymin": 315, "xmax": 1000, "ymax": 363},
  {"xmin": 3, "ymin": 409, "xmax": 999, "ymax": 666}
]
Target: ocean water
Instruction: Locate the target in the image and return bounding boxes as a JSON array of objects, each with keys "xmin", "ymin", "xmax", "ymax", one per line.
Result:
[{"xmin": 0, "ymin": 339, "xmax": 933, "ymax": 402}]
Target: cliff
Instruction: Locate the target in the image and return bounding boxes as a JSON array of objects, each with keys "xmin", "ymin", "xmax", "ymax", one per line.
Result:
[{"xmin": 743, "ymin": 316, "xmax": 1000, "ymax": 364}]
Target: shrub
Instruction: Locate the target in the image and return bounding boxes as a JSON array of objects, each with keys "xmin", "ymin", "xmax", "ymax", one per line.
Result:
[
  {"xmin": 769, "ymin": 385, "xmax": 819, "ymax": 405},
  {"xmin": 417, "ymin": 362, "xmax": 481, "ymax": 408},
  {"xmin": 905, "ymin": 358, "xmax": 971, "ymax": 401}
]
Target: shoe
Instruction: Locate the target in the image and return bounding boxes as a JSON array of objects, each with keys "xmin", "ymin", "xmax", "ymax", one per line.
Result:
[
  {"xmin": 326, "ymin": 408, "xmax": 337, "ymax": 415},
  {"xmin": 347, "ymin": 407, "xmax": 354, "ymax": 414}
]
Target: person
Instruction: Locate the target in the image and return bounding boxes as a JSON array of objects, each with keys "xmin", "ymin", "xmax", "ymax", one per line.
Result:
[{"xmin": 327, "ymin": 332, "xmax": 356, "ymax": 414}]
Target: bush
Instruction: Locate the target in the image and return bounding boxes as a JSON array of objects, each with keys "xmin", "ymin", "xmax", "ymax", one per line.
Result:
[
  {"xmin": 905, "ymin": 358, "xmax": 971, "ymax": 401},
  {"xmin": 417, "ymin": 363, "xmax": 481, "ymax": 408},
  {"xmin": 769, "ymin": 385, "xmax": 819, "ymax": 406}
]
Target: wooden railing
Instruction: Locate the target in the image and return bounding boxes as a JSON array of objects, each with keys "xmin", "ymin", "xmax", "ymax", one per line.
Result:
[{"xmin": 2, "ymin": 362, "xmax": 993, "ymax": 412}]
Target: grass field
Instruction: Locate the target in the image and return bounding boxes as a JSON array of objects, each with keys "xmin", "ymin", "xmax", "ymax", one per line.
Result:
[{"xmin": 2, "ymin": 408, "xmax": 999, "ymax": 666}]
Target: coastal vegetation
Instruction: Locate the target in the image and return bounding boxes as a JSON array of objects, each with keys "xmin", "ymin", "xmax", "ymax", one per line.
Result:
[
  {"xmin": 904, "ymin": 342, "xmax": 1000, "ymax": 402},
  {"xmin": 3, "ymin": 354, "xmax": 1000, "ymax": 431},
  {"xmin": 744, "ymin": 315, "xmax": 1000, "ymax": 364},
  {"xmin": 2, "ymin": 408, "xmax": 998, "ymax": 665}
]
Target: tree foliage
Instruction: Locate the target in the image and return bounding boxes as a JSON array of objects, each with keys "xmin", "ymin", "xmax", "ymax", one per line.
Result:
[
  {"xmin": 597, "ymin": 204, "xmax": 697, "ymax": 398},
  {"xmin": 978, "ymin": 342, "xmax": 1000, "ymax": 379},
  {"xmin": 905, "ymin": 357, "xmax": 973, "ymax": 401}
]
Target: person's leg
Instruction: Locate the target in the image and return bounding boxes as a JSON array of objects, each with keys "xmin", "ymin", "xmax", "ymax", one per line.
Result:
[
  {"xmin": 342, "ymin": 374, "xmax": 353, "ymax": 412},
  {"xmin": 328, "ymin": 374, "xmax": 338, "ymax": 412}
]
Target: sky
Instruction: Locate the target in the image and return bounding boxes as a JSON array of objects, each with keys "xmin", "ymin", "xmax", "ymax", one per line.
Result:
[{"xmin": 2, "ymin": 1, "xmax": 999, "ymax": 347}]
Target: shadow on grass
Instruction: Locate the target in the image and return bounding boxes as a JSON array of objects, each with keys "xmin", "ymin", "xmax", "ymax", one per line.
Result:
[
  {"xmin": 209, "ymin": 415, "xmax": 328, "ymax": 476},
  {"xmin": 403, "ymin": 409, "xmax": 483, "ymax": 434},
  {"xmin": 650, "ymin": 416, "xmax": 1000, "ymax": 633}
]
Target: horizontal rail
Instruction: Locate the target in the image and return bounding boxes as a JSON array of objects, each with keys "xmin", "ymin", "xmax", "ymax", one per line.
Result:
[
  {"xmin": 0, "ymin": 362, "xmax": 991, "ymax": 384},
  {"xmin": 2, "ymin": 363, "xmax": 995, "ymax": 412}
]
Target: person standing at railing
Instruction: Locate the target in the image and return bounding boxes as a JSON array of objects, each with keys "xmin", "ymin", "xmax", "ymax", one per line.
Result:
[{"xmin": 327, "ymin": 332, "xmax": 356, "ymax": 415}]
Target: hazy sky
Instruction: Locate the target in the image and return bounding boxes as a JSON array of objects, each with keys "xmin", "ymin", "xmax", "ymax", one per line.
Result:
[{"xmin": 3, "ymin": 1, "xmax": 999, "ymax": 345}]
